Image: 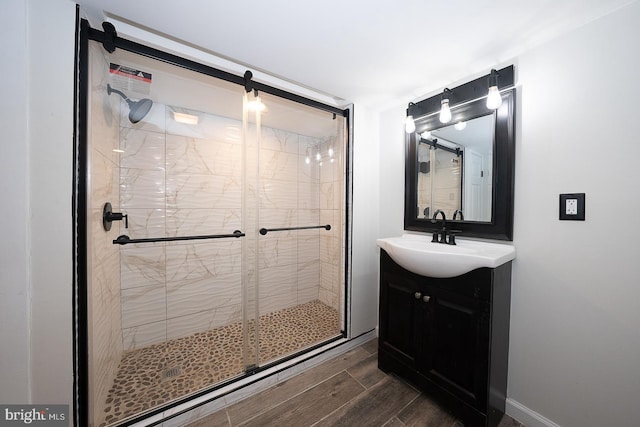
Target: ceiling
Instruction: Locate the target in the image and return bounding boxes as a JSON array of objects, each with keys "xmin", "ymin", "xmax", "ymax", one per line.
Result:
[{"xmin": 76, "ymin": 0, "xmax": 636, "ymax": 109}]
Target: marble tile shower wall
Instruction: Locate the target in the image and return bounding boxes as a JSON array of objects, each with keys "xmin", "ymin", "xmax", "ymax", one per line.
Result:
[
  {"xmin": 119, "ymin": 106, "xmax": 342, "ymax": 351},
  {"xmin": 88, "ymin": 43, "xmax": 123, "ymax": 426},
  {"xmin": 416, "ymin": 149, "xmax": 461, "ymax": 219},
  {"xmin": 318, "ymin": 133, "xmax": 343, "ymax": 312}
]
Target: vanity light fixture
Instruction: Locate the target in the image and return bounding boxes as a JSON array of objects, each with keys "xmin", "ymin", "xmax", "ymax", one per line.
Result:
[
  {"xmin": 486, "ymin": 69, "xmax": 503, "ymax": 110},
  {"xmin": 439, "ymin": 89, "xmax": 452, "ymax": 124}
]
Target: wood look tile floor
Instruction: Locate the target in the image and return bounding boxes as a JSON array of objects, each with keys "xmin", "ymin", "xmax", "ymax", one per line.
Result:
[{"xmin": 185, "ymin": 338, "xmax": 525, "ymax": 427}]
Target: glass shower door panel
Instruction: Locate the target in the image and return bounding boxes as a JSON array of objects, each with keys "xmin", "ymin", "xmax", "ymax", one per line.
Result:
[
  {"xmin": 253, "ymin": 92, "xmax": 345, "ymax": 366},
  {"xmin": 87, "ymin": 41, "xmax": 250, "ymax": 426}
]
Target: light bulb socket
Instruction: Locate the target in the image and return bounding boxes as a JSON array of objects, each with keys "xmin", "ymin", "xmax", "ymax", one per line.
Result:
[
  {"xmin": 441, "ymin": 88, "xmax": 452, "ymax": 103},
  {"xmin": 486, "ymin": 70, "xmax": 503, "ymax": 110},
  {"xmin": 488, "ymin": 69, "xmax": 500, "ymax": 89}
]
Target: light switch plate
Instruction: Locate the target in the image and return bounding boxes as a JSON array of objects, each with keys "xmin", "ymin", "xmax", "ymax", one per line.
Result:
[{"xmin": 559, "ymin": 193, "xmax": 585, "ymax": 220}]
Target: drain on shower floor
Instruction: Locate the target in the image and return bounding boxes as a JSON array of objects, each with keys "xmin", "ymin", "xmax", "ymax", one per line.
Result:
[{"xmin": 161, "ymin": 366, "xmax": 182, "ymax": 382}]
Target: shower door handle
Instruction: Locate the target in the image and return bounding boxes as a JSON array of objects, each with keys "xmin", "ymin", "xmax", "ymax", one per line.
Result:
[
  {"xmin": 259, "ymin": 224, "xmax": 331, "ymax": 235},
  {"xmin": 113, "ymin": 230, "xmax": 245, "ymax": 245}
]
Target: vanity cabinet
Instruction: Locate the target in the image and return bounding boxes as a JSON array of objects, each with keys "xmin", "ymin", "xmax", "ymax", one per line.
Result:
[{"xmin": 378, "ymin": 249, "xmax": 512, "ymax": 427}]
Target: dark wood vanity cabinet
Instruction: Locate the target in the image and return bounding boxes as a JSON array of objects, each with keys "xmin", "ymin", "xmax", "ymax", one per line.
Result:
[{"xmin": 378, "ymin": 250, "xmax": 512, "ymax": 427}]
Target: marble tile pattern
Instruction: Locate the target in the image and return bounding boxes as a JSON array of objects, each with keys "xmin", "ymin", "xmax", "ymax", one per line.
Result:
[
  {"xmin": 100, "ymin": 300, "xmax": 339, "ymax": 426},
  {"xmin": 417, "ymin": 147, "xmax": 462, "ymax": 220},
  {"xmin": 432, "ymin": 148, "xmax": 462, "ymax": 219},
  {"xmin": 118, "ymin": 105, "xmax": 346, "ymax": 349}
]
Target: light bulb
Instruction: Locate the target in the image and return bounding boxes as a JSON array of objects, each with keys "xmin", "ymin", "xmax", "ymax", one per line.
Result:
[
  {"xmin": 405, "ymin": 115, "xmax": 416, "ymax": 133},
  {"xmin": 486, "ymin": 86, "xmax": 502, "ymax": 110},
  {"xmin": 316, "ymin": 152, "xmax": 321, "ymax": 161},
  {"xmin": 454, "ymin": 121, "xmax": 467, "ymax": 131},
  {"xmin": 305, "ymin": 156, "xmax": 310, "ymax": 165},
  {"xmin": 420, "ymin": 131, "xmax": 432, "ymax": 140},
  {"xmin": 248, "ymin": 95, "xmax": 266, "ymax": 112},
  {"xmin": 439, "ymin": 99, "xmax": 452, "ymax": 123},
  {"xmin": 328, "ymin": 147, "xmax": 334, "ymax": 157}
]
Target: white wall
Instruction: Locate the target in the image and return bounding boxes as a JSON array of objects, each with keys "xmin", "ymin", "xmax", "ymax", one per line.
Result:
[
  {"xmin": 0, "ymin": 0, "xmax": 31, "ymax": 404},
  {"xmin": 27, "ymin": 0, "xmax": 76, "ymax": 407},
  {"xmin": 378, "ymin": 106, "xmax": 406, "ymax": 239},
  {"xmin": 0, "ymin": 0, "xmax": 75, "ymax": 413},
  {"xmin": 349, "ymin": 105, "xmax": 382, "ymax": 336},
  {"xmin": 508, "ymin": 3, "xmax": 640, "ymax": 426},
  {"xmin": 377, "ymin": 2, "xmax": 640, "ymax": 426}
]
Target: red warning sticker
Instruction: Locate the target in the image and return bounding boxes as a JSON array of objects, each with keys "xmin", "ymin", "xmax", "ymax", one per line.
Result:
[{"xmin": 109, "ymin": 63, "xmax": 152, "ymax": 83}]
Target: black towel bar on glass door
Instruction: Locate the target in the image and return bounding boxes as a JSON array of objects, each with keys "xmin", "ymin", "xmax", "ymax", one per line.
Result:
[
  {"xmin": 259, "ymin": 224, "xmax": 331, "ymax": 235},
  {"xmin": 112, "ymin": 230, "xmax": 245, "ymax": 245}
]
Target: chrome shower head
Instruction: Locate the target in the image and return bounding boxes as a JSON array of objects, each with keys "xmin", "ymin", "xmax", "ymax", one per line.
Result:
[{"xmin": 107, "ymin": 84, "xmax": 153, "ymax": 124}]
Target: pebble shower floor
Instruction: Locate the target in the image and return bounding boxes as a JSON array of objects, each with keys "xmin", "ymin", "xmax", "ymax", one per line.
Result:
[{"xmin": 99, "ymin": 300, "xmax": 340, "ymax": 426}]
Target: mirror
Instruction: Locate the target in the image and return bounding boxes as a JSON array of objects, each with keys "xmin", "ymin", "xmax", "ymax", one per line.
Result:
[
  {"xmin": 404, "ymin": 80, "xmax": 515, "ymax": 240},
  {"xmin": 416, "ymin": 114, "xmax": 494, "ymax": 222}
]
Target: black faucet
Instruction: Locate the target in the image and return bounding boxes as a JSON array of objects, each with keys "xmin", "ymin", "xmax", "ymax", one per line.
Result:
[
  {"xmin": 431, "ymin": 210, "xmax": 447, "ymax": 243},
  {"xmin": 453, "ymin": 209, "xmax": 464, "ymax": 220},
  {"xmin": 431, "ymin": 209, "xmax": 458, "ymax": 245}
]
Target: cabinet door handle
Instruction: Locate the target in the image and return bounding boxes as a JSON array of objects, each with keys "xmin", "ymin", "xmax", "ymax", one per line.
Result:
[
  {"xmin": 414, "ymin": 292, "xmax": 422, "ymax": 299},
  {"xmin": 423, "ymin": 295, "xmax": 431, "ymax": 303}
]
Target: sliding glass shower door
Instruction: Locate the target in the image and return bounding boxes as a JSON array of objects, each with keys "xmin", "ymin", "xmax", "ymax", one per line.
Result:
[
  {"xmin": 82, "ymin": 34, "xmax": 346, "ymax": 427},
  {"xmin": 246, "ymin": 91, "xmax": 346, "ymax": 367}
]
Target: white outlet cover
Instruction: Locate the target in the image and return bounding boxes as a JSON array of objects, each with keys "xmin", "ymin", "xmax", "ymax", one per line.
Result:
[{"xmin": 566, "ymin": 199, "xmax": 578, "ymax": 215}]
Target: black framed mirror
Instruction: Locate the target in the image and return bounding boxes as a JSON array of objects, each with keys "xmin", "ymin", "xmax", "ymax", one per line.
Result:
[{"xmin": 404, "ymin": 67, "xmax": 515, "ymax": 240}]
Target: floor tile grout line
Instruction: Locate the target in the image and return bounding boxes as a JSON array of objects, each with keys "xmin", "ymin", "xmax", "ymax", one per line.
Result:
[
  {"xmin": 392, "ymin": 391, "xmax": 422, "ymax": 425},
  {"xmin": 344, "ymin": 365, "xmax": 385, "ymax": 391}
]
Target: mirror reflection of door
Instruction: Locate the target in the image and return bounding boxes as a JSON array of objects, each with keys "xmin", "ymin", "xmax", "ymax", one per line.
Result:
[
  {"xmin": 466, "ymin": 150, "xmax": 483, "ymax": 220},
  {"xmin": 420, "ymin": 114, "xmax": 493, "ymax": 222}
]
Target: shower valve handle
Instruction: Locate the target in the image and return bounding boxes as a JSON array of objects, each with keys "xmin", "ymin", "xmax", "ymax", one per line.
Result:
[
  {"xmin": 107, "ymin": 212, "xmax": 129, "ymax": 229},
  {"xmin": 102, "ymin": 202, "xmax": 128, "ymax": 231}
]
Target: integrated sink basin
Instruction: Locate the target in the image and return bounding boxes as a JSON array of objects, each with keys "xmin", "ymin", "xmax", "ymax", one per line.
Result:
[{"xmin": 376, "ymin": 234, "xmax": 516, "ymax": 278}]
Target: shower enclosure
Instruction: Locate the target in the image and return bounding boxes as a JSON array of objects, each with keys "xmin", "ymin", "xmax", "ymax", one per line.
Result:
[{"xmin": 76, "ymin": 22, "xmax": 349, "ymax": 427}]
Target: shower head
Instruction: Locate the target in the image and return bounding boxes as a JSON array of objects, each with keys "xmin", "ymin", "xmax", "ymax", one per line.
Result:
[{"xmin": 107, "ymin": 84, "xmax": 153, "ymax": 124}]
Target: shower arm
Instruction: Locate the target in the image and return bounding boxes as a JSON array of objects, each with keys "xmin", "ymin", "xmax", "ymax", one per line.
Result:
[{"xmin": 107, "ymin": 84, "xmax": 132, "ymax": 104}]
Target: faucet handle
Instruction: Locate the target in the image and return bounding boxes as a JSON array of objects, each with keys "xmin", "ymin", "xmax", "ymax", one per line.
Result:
[{"xmin": 447, "ymin": 230, "xmax": 461, "ymax": 245}]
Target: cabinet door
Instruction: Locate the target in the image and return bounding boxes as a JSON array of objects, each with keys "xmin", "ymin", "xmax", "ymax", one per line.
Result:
[
  {"xmin": 379, "ymin": 270, "xmax": 421, "ymax": 367},
  {"xmin": 421, "ymin": 291, "xmax": 489, "ymax": 410}
]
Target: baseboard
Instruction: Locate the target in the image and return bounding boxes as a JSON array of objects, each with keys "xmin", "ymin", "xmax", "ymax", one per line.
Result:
[{"xmin": 506, "ymin": 398, "xmax": 562, "ymax": 427}]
